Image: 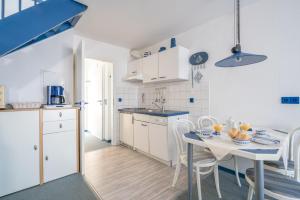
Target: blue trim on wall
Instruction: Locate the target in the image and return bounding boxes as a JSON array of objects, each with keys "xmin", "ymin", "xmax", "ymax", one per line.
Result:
[{"xmin": 219, "ymin": 166, "xmax": 245, "ymax": 179}]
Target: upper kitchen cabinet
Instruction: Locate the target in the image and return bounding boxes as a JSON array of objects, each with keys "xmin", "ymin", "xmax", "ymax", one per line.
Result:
[
  {"xmin": 141, "ymin": 46, "xmax": 189, "ymax": 83},
  {"xmin": 158, "ymin": 46, "xmax": 189, "ymax": 82},
  {"xmin": 142, "ymin": 54, "xmax": 159, "ymax": 83},
  {"xmin": 125, "ymin": 59, "xmax": 143, "ymax": 81}
]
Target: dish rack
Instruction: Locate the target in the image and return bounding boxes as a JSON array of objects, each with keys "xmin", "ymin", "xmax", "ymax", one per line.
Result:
[{"xmin": 11, "ymin": 102, "xmax": 41, "ymax": 109}]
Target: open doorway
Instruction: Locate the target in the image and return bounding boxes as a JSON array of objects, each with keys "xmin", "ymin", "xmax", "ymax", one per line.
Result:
[{"xmin": 83, "ymin": 58, "xmax": 113, "ymax": 153}]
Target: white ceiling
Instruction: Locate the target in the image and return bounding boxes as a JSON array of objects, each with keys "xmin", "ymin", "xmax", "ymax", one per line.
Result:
[{"xmin": 75, "ymin": 0, "xmax": 258, "ymax": 49}]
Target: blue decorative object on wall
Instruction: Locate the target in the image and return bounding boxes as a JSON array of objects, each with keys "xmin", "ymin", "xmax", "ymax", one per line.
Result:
[
  {"xmin": 170, "ymin": 37, "xmax": 176, "ymax": 48},
  {"xmin": 118, "ymin": 98, "xmax": 122, "ymax": 102},
  {"xmin": 281, "ymin": 97, "xmax": 299, "ymax": 104},
  {"xmin": 0, "ymin": 0, "xmax": 87, "ymax": 58},
  {"xmin": 189, "ymin": 52, "xmax": 209, "ymax": 65}
]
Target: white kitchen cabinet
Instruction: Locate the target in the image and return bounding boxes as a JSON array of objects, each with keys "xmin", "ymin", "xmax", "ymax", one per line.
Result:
[
  {"xmin": 43, "ymin": 131, "xmax": 77, "ymax": 183},
  {"xmin": 149, "ymin": 123, "xmax": 168, "ymax": 161},
  {"xmin": 127, "ymin": 59, "xmax": 142, "ymax": 76},
  {"xmin": 158, "ymin": 46, "xmax": 189, "ymax": 81},
  {"xmin": 43, "ymin": 108, "xmax": 78, "ymax": 183},
  {"xmin": 133, "ymin": 120, "xmax": 149, "ymax": 153},
  {"xmin": 120, "ymin": 113, "xmax": 134, "ymax": 146},
  {"xmin": 0, "ymin": 111, "xmax": 40, "ymax": 197},
  {"xmin": 142, "ymin": 54, "xmax": 159, "ymax": 83}
]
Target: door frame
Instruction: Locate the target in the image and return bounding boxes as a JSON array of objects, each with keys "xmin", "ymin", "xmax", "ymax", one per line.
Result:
[{"xmin": 74, "ymin": 42, "xmax": 114, "ymax": 174}]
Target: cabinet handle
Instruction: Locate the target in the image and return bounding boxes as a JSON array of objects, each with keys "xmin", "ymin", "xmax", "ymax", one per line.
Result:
[
  {"xmin": 150, "ymin": 77, "xmax": 157, "ymax": 80},
  {"xmin": 59, "ymin": 112, "xmax": 62, "ymax": 117},
  {"xmin": 45, "ymin": 156, "xmax": 49, "ymax": 161},
  {"xmin": 59, "ymin": 123, "xmax": 63, "ymax": 129},
  {"xmin": 34, "ymin": 145, "xmax": 38, "ymax": 151},
  {"xmin": 131, "ymin": 71, "xmax": 137, "ymax": 74},
  {"xmin": 159, "ymin": 76, "xmax": 166, "ymax": 79},
  {"xmin": 132, "ymin": 116, "xmax": 134, "ymax": 124},
  {"xmin": 141, "ymin": 123, "xmax": 147, "ymax": 127}
]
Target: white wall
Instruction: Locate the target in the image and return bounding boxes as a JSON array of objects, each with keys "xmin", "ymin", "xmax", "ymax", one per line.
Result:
[
  {"xmin": 140, "ymin": 0, "xmax": 300, "ymax": 131},
  {"xmin": 0, "ymin": 30, "xmax": 74, "ymax": 104},
  {"xmin": 74, "ymin": 36, "xmax": 139, "ymax": 145},
  {"xmin": 139, "ymin": 0, "xmax": 300, "ymax": 172}
]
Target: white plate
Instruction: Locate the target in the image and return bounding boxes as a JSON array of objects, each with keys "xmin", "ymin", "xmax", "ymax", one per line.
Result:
[{"xmin": 232, "ymin": 138, "xmax": 251, "ymax": 146}]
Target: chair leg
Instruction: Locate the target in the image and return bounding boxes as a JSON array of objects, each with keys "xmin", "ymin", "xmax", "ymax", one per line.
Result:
[
  {"xmin": 234, "ymin": 156, "xmax": 241, "ymax": 187},
  {"xmin": 172, "ymin": 159, "xmax": 181, "ymax": 187},
  {"xmin": 196, "ymin": 166, "xmax": 202, "ymax": 200},
  {"xmin": 214, "ymin": 165, "xmax": 222, "ymax": 199},
  {"xmin": 247, "ymin": 186, "xmax": 254, "ymax": 200}
]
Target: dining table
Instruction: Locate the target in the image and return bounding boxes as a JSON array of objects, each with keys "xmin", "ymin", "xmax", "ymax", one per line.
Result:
[{"xmin": 182, "ymin": 128, "xmax": 289, "ymax": 200}]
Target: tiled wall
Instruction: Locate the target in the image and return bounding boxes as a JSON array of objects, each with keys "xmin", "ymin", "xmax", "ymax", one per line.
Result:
[{"xmin": 137, "ymin": 80, "xmax": 210, "ymax": 123}]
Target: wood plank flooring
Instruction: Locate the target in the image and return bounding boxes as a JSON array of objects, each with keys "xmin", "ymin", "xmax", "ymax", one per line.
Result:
[
  {"xmin": 85, "ymin": 146, "xmax": 189, "ymax": 200},
  {"xmin": 84, "ymin": 145, "xmax": 250, "ymax": 200}
]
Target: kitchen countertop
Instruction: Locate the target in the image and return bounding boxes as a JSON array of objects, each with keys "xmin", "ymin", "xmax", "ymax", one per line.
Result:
[{"xmin": 118, "ymin": 108, "xmax": 189, "ymax": 117}]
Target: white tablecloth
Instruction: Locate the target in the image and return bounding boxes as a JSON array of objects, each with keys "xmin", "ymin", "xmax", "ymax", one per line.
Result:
[{"xmin": 199, "ymin": 128, "xmax": 289, "ymax": 170}]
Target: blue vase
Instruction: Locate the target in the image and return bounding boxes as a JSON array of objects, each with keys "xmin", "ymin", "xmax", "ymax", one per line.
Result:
[{"xmin": 170, "ymin": 38, "xmax": 176, "ymax": 48}]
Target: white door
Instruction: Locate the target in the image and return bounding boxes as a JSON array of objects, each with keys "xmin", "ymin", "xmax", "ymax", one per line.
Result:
[
  {"xmin": 43, "ymin": 132, "xmax": 77, "ymax": 183},
  {"xmin": 142, "ymin": 54, "xmax": 159, "ymax": 83},
  {"xmin": 120, "ymin": 113, "xmax": 134, "ymax": 146},
  {"xmin": 74, "ymin": 40, "xmax": 86, "ymax": 174},
  {"xmin": 0, "ymin": 111, "xmax": 40, "ymax": 197},
  {"xmin": 85, "ymin": 59, "xmax": 103, "ymax": 139},
  {"xmin": 149, "ymin": 124, "xmax": 169, "ymax": 161},
  {"xmin": 133, "ymin": 120, "xmax": 149, "ymax": 153},
  {"xmin": 103, "ymin": 62, "xmax": 113, "ymax": 141}
]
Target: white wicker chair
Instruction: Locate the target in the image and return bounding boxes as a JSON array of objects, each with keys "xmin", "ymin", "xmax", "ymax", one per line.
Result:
[
  {"xmin": 264, "ymin": 127, "xmax": 300, "ymax": 179},
  {"xmin": 246, "ymin": 127, "xmax": 300, "ymax": 200},
  {"xmin": 172, "ymin": 119, "xmax": 221, "ymax": 200},
  {"xmin": 197, "ymin": 116, "xmax": 242, "ymax": 187}
]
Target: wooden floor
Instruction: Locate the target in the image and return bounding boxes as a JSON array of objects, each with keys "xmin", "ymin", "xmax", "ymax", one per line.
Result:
[
  {"xmin": 85, "ymin": 146, "xmax": 189, "ymax": 200},
  {"xmin": 84, "ymin": 145, "xmax": 250, "ymax": 200}
]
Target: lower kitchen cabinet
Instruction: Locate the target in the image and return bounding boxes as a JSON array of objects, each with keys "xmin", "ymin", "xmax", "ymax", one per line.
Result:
[
  {"xmin": 133, "ymin": 120, "xmax": 149, "ymax": 153},
  {"xmin": 0, "ymin": 111, "xmax": 40, "ymax": 197},
  {"xmin": 149, "ymin": 123, "xmax": 168, "ymax": 161},
  {"xmin": 43, "ymin": 131, "xmax": 77, "ymax": 183},
  {"xmin": 119, "ymin": 113, "xmax": 134, "ymax": 146}
]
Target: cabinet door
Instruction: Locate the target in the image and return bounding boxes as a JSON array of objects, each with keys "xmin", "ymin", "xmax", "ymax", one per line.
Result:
[
  {"xmin": 142, "ymin": 54, "xmax": 159, "ymax": 83},
  {"xmin": 43, "ymin": 131, "xmax": 77, "ymax": 183},
  {"xmin": 127, "ymin": 59, "xmax": 141, "ymax": 75},
  {"xmin": 158, "ymin": 47, "xmax": 179, "ymax": 80},
  {"xmin": 149, "ymin": 123, "xmax": 169, "ymax": 161},
  {"xmin": 120, "ymin": 113, "xmax": 134, "ymax": 146},
  {"xmin": 158, "ymin": 46, "xmax": 189, "ymax": 81},
  {"xmin": 0, "ymin": 111, "xmax": 39, "ymax": 197},
  {"xmin": 133, "ymin": 120, "xmax": 149, "ymax": 153}
]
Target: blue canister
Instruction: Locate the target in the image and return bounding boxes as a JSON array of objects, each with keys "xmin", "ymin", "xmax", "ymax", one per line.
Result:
[{"xmin": 170, "ymin": 37, "xmax": 176, "ymax": 48}]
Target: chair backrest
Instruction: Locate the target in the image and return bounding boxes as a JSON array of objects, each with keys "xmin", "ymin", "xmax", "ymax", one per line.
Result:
[
  {"xmin": 197, "ymin": 116, "xmax": 218, "ymax": 129},
  {"xmin": 173, "ymin": 119, "xmax": 196, "ymax": 155},
  {"xmin": 288, "ymin": 127, "xmax": 300, "ymax": 181}
]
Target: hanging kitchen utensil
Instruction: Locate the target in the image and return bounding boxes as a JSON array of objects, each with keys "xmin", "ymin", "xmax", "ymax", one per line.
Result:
[{"xmin": 215, "ymin": 0, "xmax": 267, "ymax": 67}]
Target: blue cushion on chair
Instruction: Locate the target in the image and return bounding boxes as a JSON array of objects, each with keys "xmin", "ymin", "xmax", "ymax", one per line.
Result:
[
  {"xmin": 246, "ymin": 168, "xmax": 300, "ymax": 199},
  {"xmin": 264, "ymin": 158, "xmax": 294, "ymax": 171}
]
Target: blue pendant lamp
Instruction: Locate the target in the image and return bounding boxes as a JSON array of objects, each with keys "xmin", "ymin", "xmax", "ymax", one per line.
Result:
[{"xmin": 215, "ymin": 0, "xmax": 267, "ymax": 67}]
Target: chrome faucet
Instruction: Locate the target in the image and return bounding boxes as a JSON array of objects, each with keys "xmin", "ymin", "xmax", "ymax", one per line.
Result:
[{"xmin": 152, "ymin": 100, "xmax": 166, "ymax": 112}]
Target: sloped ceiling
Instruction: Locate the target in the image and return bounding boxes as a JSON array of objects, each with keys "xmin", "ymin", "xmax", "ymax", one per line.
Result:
[{"xmin": 75, "ymin": 0, "xmax": 259, "ymax": 49}]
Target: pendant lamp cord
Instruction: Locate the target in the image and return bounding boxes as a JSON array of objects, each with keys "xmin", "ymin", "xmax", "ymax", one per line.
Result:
[
  {"xmin": 237, "ymin": 0, "xmax": 240, "ymax": 45},
  {"xmin": 234, "ymin": 0, "xmax": 240, "ymax": 45}
]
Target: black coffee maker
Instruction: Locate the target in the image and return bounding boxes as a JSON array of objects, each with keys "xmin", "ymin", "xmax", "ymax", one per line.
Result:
[{"xmin": 47, "ymin": 86, "xmax": 65, "ymax": 105}]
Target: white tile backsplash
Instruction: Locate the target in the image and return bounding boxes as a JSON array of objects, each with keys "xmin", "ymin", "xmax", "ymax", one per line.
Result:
[{"xmin": 138, "ymin": 80, "xmax": 210, "ymax": 123}]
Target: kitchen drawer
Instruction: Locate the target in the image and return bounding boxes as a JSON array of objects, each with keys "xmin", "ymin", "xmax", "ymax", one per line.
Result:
[
  {"xmin": 147, "ymin": 115, "xmax": 167, "ymax": 125},
  {"xmin": 43, "ymin": 120, "xmax": 76, "ymax": 134},
  {"xmin": 133, "ymin": 113, "xmax": 150, "ymax": 122},
  {"xmin": 43, "ymin": 109, "xmax": 76, "ymax": 122}
]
